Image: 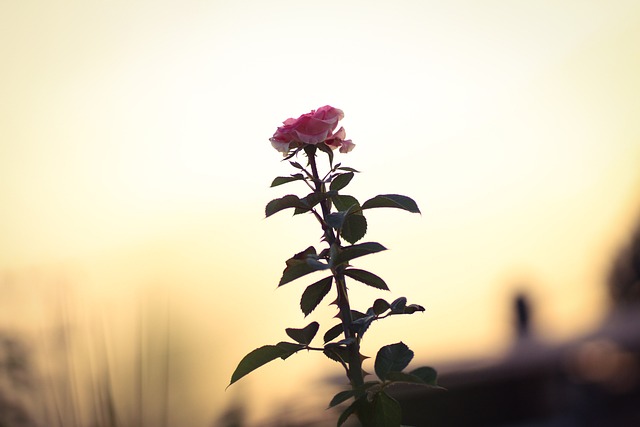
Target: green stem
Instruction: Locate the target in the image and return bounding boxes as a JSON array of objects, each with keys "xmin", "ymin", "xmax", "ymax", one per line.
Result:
[{"xmin": 305, "ymin": 146, "xmax": 364, "ymax": 390}]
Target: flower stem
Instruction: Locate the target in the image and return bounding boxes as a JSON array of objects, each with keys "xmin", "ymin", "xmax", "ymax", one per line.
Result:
[{"xmin": 305, "ymin": 146, "xmax": 364, "ymax": 389}]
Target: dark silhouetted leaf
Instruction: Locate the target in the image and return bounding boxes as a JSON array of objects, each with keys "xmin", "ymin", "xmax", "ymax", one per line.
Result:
[
  {"xmin": 275, "ymin": 341, "xmax": 306, "ymax": 359},
  {"xmin": 333, "ymin": 242, "xmax": 387, "ymax": 266},
  {"xmin": 362, "ymin": 194, "xmax": 420, "ymax": 214},
  {"xmin": 335, "ymin": 337, "xmax": 356, "ymax": 346},
  {"xmin": 337, "ymin": 397, "xmax": 360, "ymax": 427},
  {"xmin": 330, "ymin": 172, "xmax": 354, "ymax": 192},
  {"xmin": 289, "ymin": 161, "xmax": 303, "ymax": 169},
  {"xmin": 228, "ymin": 345, "xmax": 285, "ymax": 387},
  {"xmin": 279, "ymin": 247, "xmax": 327, "ymax": 286},
  {"xmin": 390, "ymin": 297, "xmax": 407, "ymax": 313},
  {"xmin": 344, "ymin": 268, "xmax": 389, "ymax": 290},
  {"xmin": 265, "ymin": 195, "xmax": 308, "ymax": 217},
  {"xmin": 351, "ymin": 310, "xmax": 366, "ymax": 320},
  {"xmin": 331, "ymin": 194, "xmax": 361, "ymax": 212},
  {"xmin": 323, "ymin": 344, "xmax": 350, "ymax": 364},
  {"xmin": 306, "ymin": 257, "xmax": 330, "ymax": 271},
  {"xmin": 341, "ymin": 214, "xmax": 367, "ymax": 244},
  {"xmin": 352, "ymin": 315, "xmax": 375, "ymax": 337},
  {"xmin": 270, "ymin": 174, "xmax": 305, "ymax": 187},
  {"xmin": 385, "ymin": 371, "xmax": 426, "ymax": 384},
  {"xmin": 373, "ymin": 299, "xmax": 391, "ymax": 315},
  {"xmin": 285, "ymin": 322, "xmax": 319, "ymax": 345},
  {"xmin": 329, "ymin": 389, "xmax": 358, "ymax": 408},
  {"xmin": 372, "ymin": 391, "xmax": 402, "ymax": 427},
  {"xmin": 303, "ymin": 191, "xmax": 336, "ymax": 210},
  {"xmin": 409, "ymin": 366, "xmax": 438, "ymax": 386},
  {"xmin": 327, "ymin": 203, "xmax": 362, "ymax": 231},
  {"xmin": 326, "ymin": 211, "xmax": 347, "ymax": 230},
  {"xmin": 293, "ymin": 191, "xmax": 337, "ymax": 215},
  {"xmin": 279, "ymin": 261, "xmax": 318, "ymax": 286},
  {"xmin": 374, "ymin": 342, "xmax": 414, "ymax": 381},
  {"xmin": 300, "ymin": 277, "xmax": 332, "ymax": 316},
  {"xmin": 338, "ymin": 166, "xmax": 360, "ymax": 173},
  {"xmin": 403, "ymin": 304, "xmax": 425, "ymax": 314},
  {"xmin": 282, "ymin": 150, "xmax": 297, "ymax": 160},
  {"xmin": 323, "ymin": 324, "xmax": 344, "ymax": 343}
]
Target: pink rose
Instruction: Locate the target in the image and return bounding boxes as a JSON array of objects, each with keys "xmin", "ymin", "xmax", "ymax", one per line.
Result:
[
  {"xmin": 324, "ymin": 126, "xmax": 355, "ymax": 154},
  {"xmin": 270, "ymin": 105, "xmax": 355, "ymax": 154}
]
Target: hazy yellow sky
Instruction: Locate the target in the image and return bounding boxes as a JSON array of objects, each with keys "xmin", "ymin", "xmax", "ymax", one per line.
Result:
[{"xmin": 2, "ymin": 1, "xmax": 640, "ymax": 425}]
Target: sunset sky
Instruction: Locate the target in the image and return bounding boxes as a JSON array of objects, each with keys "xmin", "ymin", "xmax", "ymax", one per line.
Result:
[{"xmin": 1, "ymin": 1, "xmax": 640, "ymax": 425}]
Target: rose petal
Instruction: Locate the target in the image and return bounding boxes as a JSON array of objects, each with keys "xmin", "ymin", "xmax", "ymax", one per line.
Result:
[
  {"xmin": 270, "ymin": 139, "xmax": 291, "ymax": 153},
  {"xmin": 315, "ymin": 105, "xmax": 344, "ymax": 123},
  {"xmin": 331, "ymin": 127, "xmax": 346, "ymax": 140},
  {"xmin": 339, "ymin": 139, "xmax": 355, "ymax": 153},
  {"xmin": 269, "ymin": 106, "xmax": 351, "ymax": 153}
]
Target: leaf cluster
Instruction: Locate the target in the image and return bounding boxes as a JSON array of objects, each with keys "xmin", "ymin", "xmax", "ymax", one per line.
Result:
[
  {"xmin": 268, "ymin": 159, "xmax": 419, "ymax": 245},
  {"xmin": 323, "ymin": 297, "xmax": 425, "ymax": 345},
  {"xmin": 330, "ymin": 342, "xmax": 440, "ymax": 427},
  {"xmin": 228, "ymin": 322, "xmax": 322, "ymax": 387},
  {"xmin": 229, "ymin": 146, "xmax": 437, "ymax": 426}
]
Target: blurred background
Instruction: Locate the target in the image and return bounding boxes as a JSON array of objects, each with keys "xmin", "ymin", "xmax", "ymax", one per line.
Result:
[{"xmin": 1, "ymin": 1, "xmax": 639, "ymax": 426}]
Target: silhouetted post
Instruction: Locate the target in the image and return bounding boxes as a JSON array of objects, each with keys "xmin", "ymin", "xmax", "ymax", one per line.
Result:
[{"xmin": 514, "ymin": 293, "xmax": 531, "ymax": 338}]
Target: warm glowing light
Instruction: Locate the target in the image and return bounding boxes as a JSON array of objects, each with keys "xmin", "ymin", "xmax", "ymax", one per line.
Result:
[{"xmin": 1, "ymin": 1, "xmax": 640, "ymax": 425}]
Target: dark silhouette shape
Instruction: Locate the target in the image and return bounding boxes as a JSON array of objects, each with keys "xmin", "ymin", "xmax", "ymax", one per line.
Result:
[
  {"xmin": 608, "ymin": 213, "xmax": 640, "ymax": 306},
  {"xmin": 0, "ymin": 333, "xmax": 37, "ymax": 427},
  {"xmin": 514, "ymin": 292, "xmax": 531, "ymax": 338}
]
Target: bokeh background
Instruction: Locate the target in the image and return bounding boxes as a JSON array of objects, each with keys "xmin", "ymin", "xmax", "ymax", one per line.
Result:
[{"xmin": 1, "ymin": 1, "xmax": 639, "ymax": 426}]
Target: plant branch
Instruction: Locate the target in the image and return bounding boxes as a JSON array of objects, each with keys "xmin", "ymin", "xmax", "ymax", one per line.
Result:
[{"xmin": 305, "ymin": 146, "xmax": 365, "ymax": 389}]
